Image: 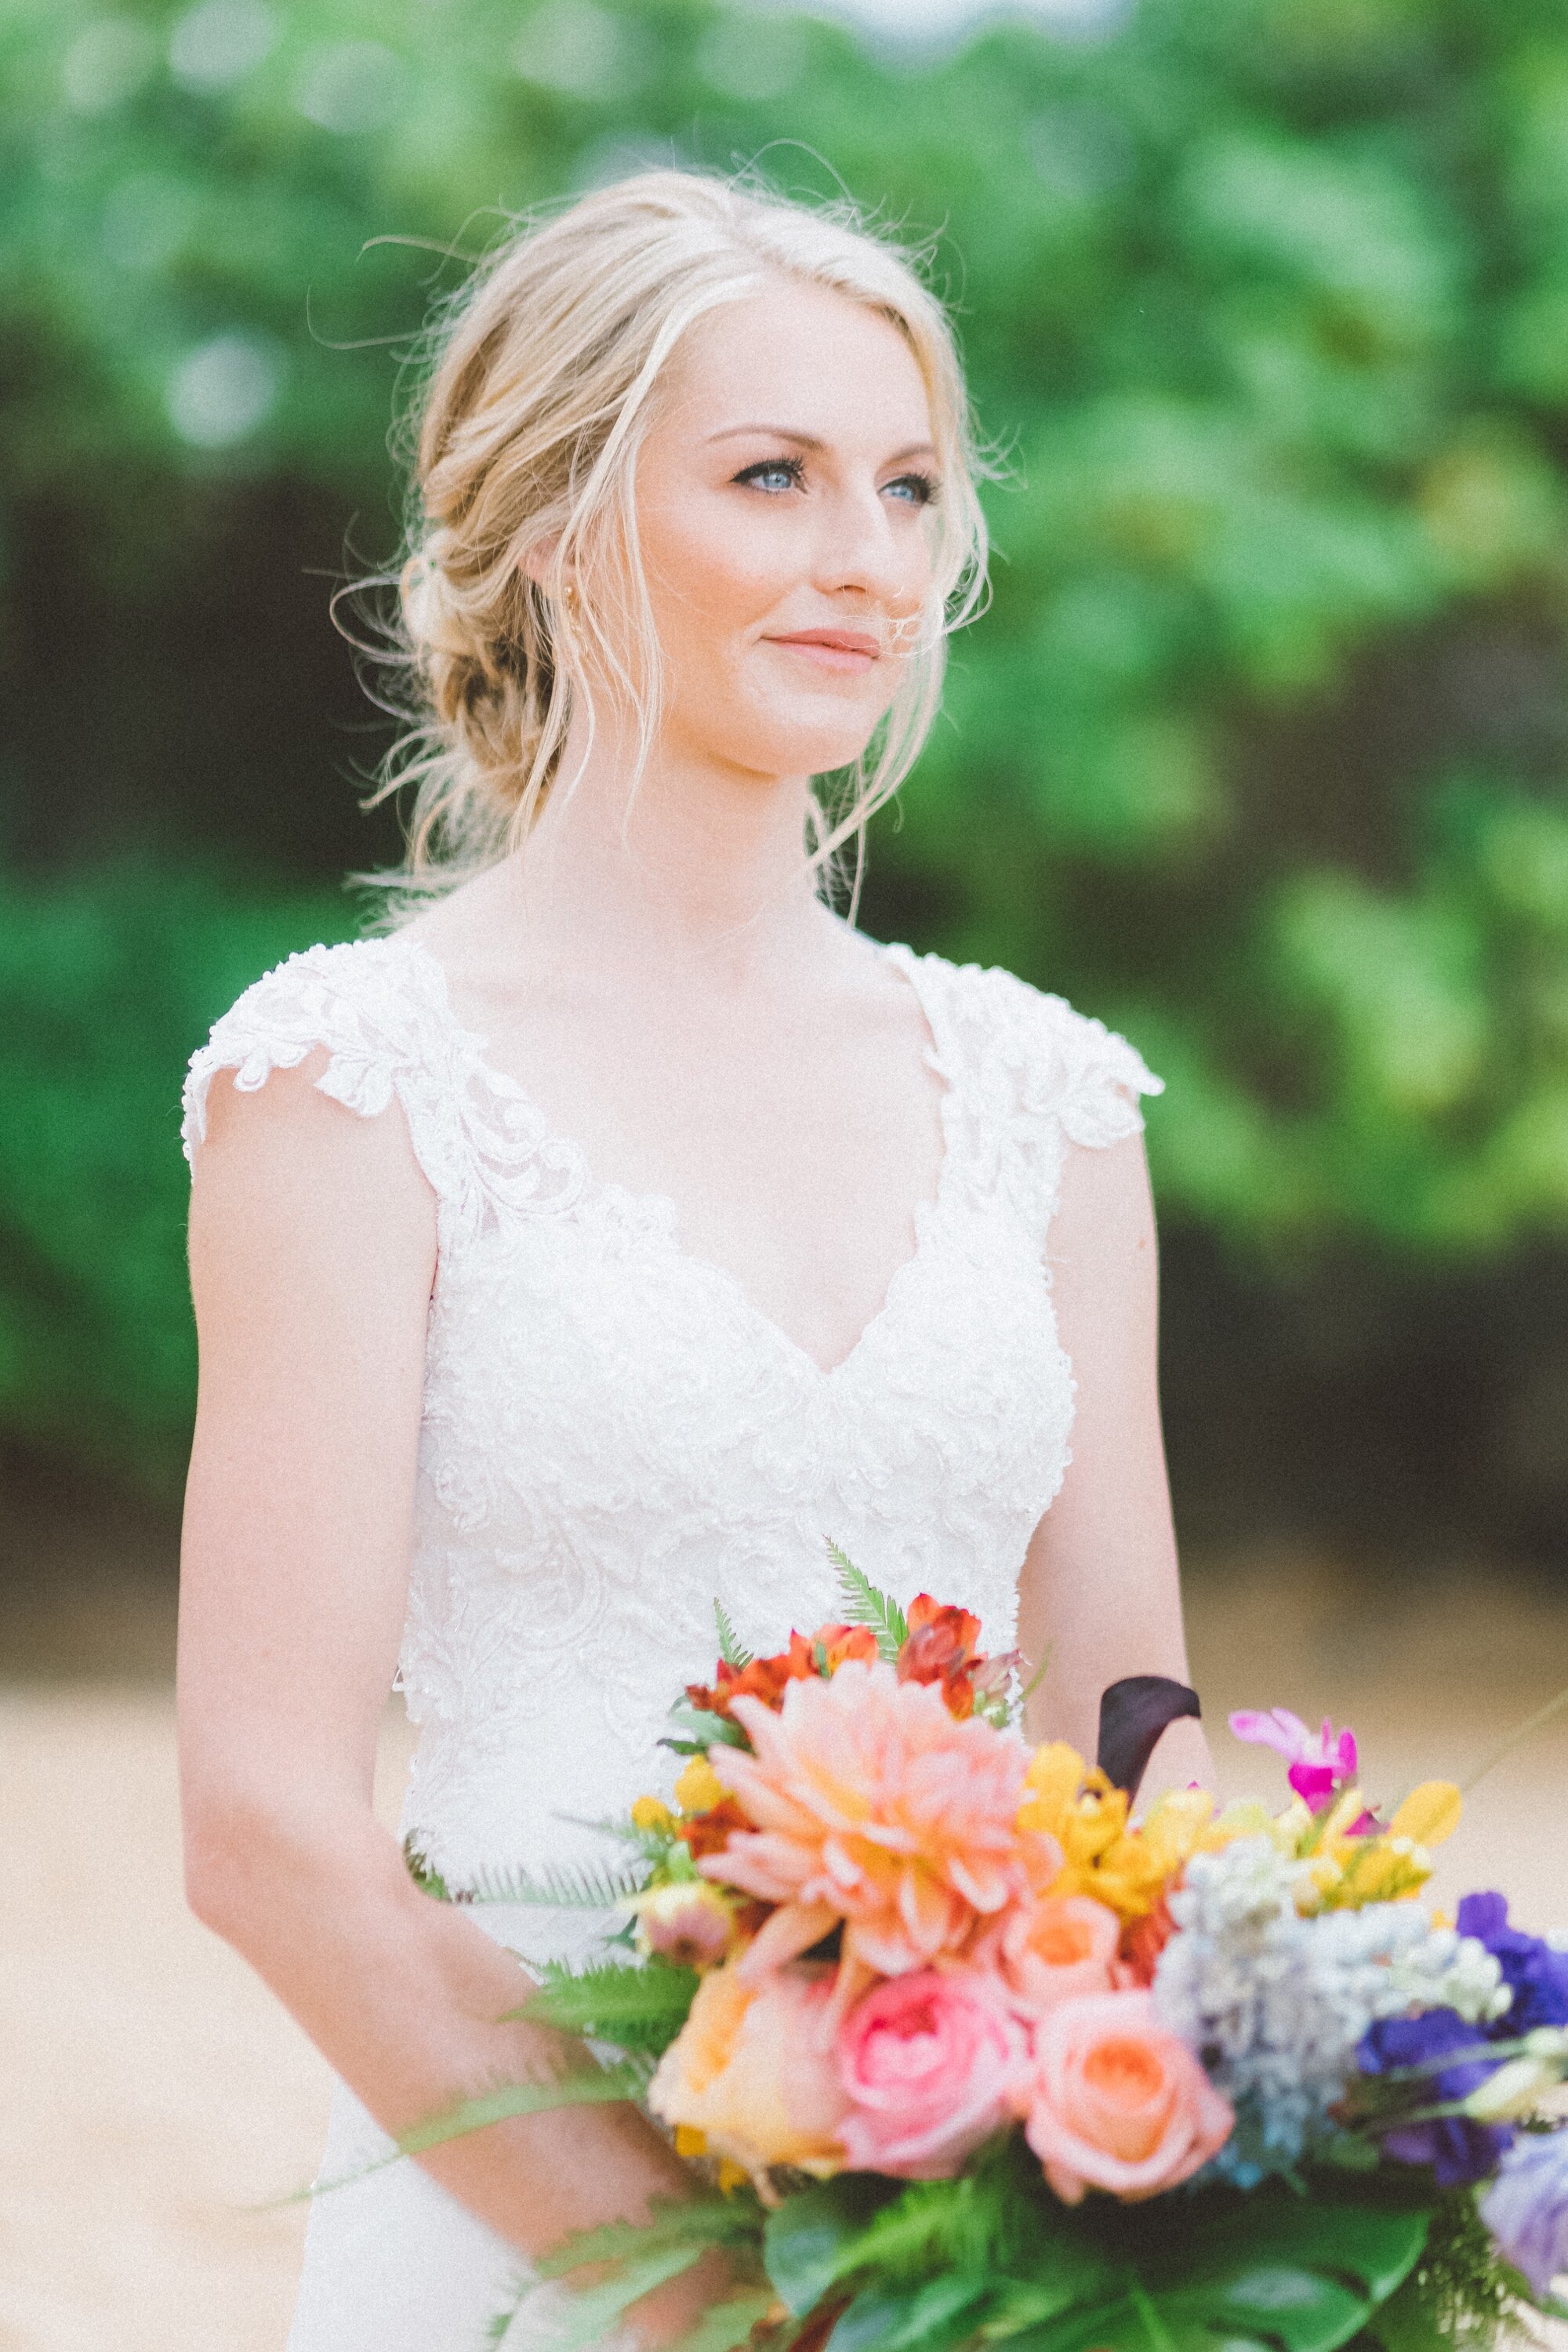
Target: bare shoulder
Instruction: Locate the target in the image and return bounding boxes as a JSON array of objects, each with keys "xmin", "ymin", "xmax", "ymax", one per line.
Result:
[
  {"xmin": 391, "ymin": 863, "xmax": 531, "ymax": 1005},
  {"xmin": 189, "ymin": 1047, "xmax": 437, "ymax": 1312}
]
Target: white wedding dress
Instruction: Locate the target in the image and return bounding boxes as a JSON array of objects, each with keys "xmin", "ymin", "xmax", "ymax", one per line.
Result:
[{"xmin": 181, "ymin": 929, "xmax": 1163, "ymax": 2350}]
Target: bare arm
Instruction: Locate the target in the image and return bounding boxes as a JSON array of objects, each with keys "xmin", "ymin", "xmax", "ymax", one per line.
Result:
[
  {"xmin": 178, "ymin": 1059, "xmax": 725, "ymax": 2343},
  {"xmin": 1015, "ymin": 1120, "xmax": 1214, "ymax": 1798}
]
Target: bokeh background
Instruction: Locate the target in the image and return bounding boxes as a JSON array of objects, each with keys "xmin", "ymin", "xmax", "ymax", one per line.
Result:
[{"xmin": 3, "ymin": 0, "xmax": 1567, "ymax": 2343}]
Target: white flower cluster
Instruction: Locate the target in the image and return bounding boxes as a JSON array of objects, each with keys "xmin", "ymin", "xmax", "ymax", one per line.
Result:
[{"xmin": 1152, "ymin": 1836, "xmax": 1509, "ymax": 2183}]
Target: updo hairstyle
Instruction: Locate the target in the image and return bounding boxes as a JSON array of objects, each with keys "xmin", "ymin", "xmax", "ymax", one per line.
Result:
[{"xmin": 359, "ymin": 165, "xmax": 996, "ymax": 909}]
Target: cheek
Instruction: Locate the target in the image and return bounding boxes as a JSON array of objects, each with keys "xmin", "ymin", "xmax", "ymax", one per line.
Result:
[{"xmin": 642, "ymin": 499, "xmax": 793, "ymax": 646}]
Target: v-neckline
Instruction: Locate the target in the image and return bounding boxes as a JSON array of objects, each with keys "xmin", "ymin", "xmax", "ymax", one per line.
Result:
[{"xmin": 390, "ymin": 930, "xmax": 961, "ymax": 1384}]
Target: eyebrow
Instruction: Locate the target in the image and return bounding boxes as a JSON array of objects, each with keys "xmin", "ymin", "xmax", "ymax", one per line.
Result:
[{"xmin": 707, "ymin": 424, "xmax": 939, "ymax": 464}]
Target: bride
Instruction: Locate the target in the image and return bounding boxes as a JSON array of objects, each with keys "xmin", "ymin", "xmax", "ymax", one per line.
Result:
[{"xmin": 176, "ymin": 168, "xmax": 1210, "ymax": 2350}]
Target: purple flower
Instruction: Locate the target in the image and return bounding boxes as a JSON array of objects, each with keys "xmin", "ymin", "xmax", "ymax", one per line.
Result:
[
  {"xmin": 1456, "ymin": 1894, "xmax": 1568, "ymax": 2035},
  {"xmin": 1480, "ymin": 2130, "xmax": 1568, "ymax": 2299},
  {"xmin": 1356, "ymin": 2007, "xmax": 1512, "ymax": 2187},
  {"xmin": 1229, "ymin": 1708, "xmax": 1358, "ymax": 1813}
]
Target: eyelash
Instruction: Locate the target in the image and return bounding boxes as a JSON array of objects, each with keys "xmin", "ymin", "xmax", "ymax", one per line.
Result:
[{"xmin": 733, "ymin": 456, "xmax": 940, "ymax": 507}]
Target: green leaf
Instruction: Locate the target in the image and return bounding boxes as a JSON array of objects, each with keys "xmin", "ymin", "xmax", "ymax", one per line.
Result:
[
  {"xmin": 764, "ymin": 2175, "xmax": 905, "ymax": 2315},
  {"xmin": 508, "ymin": 1958, "xmax": 701, "ymax": 2054},
  {"xmin": 664, "ymin": 1702, "xmax": 753, "ymax": 1752},
  {"xmin": 826, "ymin": 1541, "xmax": 908, "ymax": 1661},
  {"xmin": 714, "ymin": 1599, "xmax": 753, "ymax": 1670},
  {"xmin": 827, "ymin": 2274, "xmax": 995, "ymax": 2352},
  {"xmin": 993, "ymin": 2187, "xmax": 1432, "ymax": 2352}
]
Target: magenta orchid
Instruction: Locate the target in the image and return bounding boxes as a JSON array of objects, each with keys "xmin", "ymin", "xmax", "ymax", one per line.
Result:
[{"xmin": 1228, "ymin": 1706, "xmax": 1359, "ymax": 1813}]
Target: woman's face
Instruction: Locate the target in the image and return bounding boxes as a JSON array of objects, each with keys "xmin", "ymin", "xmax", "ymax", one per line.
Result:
[{"xmin": 619, "ymin": 275, "xmax": 942, "ymax": 783}]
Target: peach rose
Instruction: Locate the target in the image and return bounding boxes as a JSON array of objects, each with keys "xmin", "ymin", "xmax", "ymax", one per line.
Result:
[
  {"xmin": 648, "ymin": 1961, "xmax": 848, "ymax": 2177},
  {"xmin": 984, "ymin": 1893, "xmax": 1122, "ymax": 2016},
  {"xmin": 1022, "ymin": 1990, "xmax": 1232, "ymax": 2204},
  {"xmin": 837, "ymin": 1967, "xmax": 1031, "ymax": 2179}
]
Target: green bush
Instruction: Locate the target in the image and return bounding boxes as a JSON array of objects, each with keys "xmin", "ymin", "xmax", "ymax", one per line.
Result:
[{"xmin": 2, "ymin": 0, "xmax": 1566, "ymax": 1488}]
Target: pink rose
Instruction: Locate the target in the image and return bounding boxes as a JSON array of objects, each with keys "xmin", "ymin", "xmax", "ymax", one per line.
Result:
[
  {"xmin": 837, "ymin": 1967, "xmax": 1031, "ymax": 2180},
  {"xmin": 984, "ymin": 1893, "xmax": 1122, "ymax": 2017},
  {"xmin": 1023, "ymin": 1989, "xmax": 1233, "ymax": 2205}
]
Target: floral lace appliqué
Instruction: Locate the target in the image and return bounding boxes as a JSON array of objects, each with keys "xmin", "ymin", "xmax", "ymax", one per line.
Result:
[{"xmin": 181, "ymin": 931, "xmax": 1163, "ymax": 1900}]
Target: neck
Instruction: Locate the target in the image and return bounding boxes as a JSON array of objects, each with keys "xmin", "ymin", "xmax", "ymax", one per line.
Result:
[{"xmin": 511, "ymin": 699, "xmax": 838, "ymax": 985}]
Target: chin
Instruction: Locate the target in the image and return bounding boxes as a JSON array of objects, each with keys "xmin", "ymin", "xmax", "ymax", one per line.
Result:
[{"xmin": 724, "ymin": 701, "xmax": 891, "ymax": 782}]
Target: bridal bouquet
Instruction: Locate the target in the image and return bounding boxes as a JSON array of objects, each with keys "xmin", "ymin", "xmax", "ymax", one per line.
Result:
[{"xmin": 404, "ymin": 1556, "xmax": 1568, "ymax": 2352}]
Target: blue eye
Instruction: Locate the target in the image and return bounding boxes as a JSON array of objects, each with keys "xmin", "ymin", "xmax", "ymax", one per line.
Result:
[
  {"xmin": 735, "ymin": 456, "xmax": 804, "ymax": 493},
  {"xmin": 885, "ymin": 472, "xmax": 939, "ymax": 507}
]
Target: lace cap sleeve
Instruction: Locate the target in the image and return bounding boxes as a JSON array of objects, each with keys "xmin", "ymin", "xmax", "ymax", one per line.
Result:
[
  {"xmin": 180, "ymin": 936, "xmax": 583, "ymax": 1243},
  {"xmin": 895, "ymin": 948, "xmax": 1164, "ymax": 1245},
  {"xmin": 180, "ymin": 940, "xmax": 419, "ymax": 1163},
  {"xmin": 1031, "ymin": 991, "xmax": 1165, "ymax": 1149},
  {"xmin": 180, "ymin": 927, "xmax": 479, "ymax": 1204}
]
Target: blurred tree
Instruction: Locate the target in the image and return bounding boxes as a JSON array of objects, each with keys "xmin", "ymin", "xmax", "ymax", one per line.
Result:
[{"xmin": 2, "ymin": 0, "xmax": 1566, "ymax": 1544}]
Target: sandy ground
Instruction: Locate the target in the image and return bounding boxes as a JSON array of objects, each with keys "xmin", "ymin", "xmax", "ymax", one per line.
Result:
[{"xmin": 3, "ymin": 1542, "xmax": 1566, "ymax": 2352}]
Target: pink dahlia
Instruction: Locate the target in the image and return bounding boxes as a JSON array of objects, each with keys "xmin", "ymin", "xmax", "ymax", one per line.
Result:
[{"xmin": 697, "ymin": 1658, "xmax": 1037, "ymax": 2008}]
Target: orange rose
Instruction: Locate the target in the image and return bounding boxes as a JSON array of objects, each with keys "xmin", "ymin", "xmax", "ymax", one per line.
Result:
[
  {"xmin": 647, "ymin": 1961, "xmax": 848, "ymax": 2178},
  {"xmin": 985, "ymin": 1893, "xmax": 1122, "ymax": 2016},
  {"xmin": 1022, "ymin": 1990, "xmax": 1233, "ymax": 2204}
]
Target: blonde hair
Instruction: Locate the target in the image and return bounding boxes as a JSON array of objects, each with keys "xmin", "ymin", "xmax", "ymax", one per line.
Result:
[{"xmin": 353, "ymin": 165, "xmax": 996, "ymax": 917}]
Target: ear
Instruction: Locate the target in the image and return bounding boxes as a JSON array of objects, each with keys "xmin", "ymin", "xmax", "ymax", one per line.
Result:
[{"xmin": 520, "ymin": 535, "xmax": 564, "ymax": 592}]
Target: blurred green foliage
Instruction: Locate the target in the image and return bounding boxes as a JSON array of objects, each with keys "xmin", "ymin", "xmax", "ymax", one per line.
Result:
[{"xmin": 2, "ymin": 0, "xmax": 1567, "ymax": 1515}]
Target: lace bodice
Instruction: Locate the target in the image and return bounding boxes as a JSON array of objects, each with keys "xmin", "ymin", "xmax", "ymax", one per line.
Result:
[{"xmin": 182, "ymin": 931, "xmax": 1163, "ymax": 1958}]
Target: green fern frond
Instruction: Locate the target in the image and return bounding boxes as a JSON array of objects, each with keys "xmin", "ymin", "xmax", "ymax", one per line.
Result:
[
  {"xmin": 1375, "ymin": 2186, "xmax": 1544, "ymax": 2352},
  {"xmin": 402, "ymin": 1835, "xmax": 452, "ymax": 1901},
  {"xmin": 485, "ymin": 2281, "xmax": 532, "ymax": 2344},
  {"xmin": 714, "ymin": 1599, "xmax": 753, "ymax": 1670},
  {"xmin": 826, "ymin": 1539, "xmax": 907, "ymax": 1660},
  {"xmin": 509, "ymin": 1957, "xmax": 701, "ymax": 2053},
  {"xmin": 397, "ymin": 2060, "xmax": 649, "ymax": 2161},
  {"xmin": 830, "ymin": 2169, "xmax": 1010, "ymax": 2290},
  {"xmin": 466, "ymin": 1857, "xmax": 650, "ymax": 1910},
  {"xmin": 517, "ymin": 2247, "xmax": 711, "ymax": 2352},
  {"xmin": 532, "ymin": 2188, "xmax": 764, "ymax": 2282},
  {"xmin": 664, "ymin": 2289, "xmax": 779, "ymax": 2352}
]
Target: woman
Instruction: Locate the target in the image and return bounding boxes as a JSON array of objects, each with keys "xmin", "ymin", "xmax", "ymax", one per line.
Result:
[{"xmin": 177, "ymin": 169, "xmax": 1210, "ymax": 2350}]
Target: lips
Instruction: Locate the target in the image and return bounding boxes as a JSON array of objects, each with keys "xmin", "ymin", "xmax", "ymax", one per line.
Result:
[{"xmin": 765, "ymin": 630, "xmax": 880, "ymax": 672}]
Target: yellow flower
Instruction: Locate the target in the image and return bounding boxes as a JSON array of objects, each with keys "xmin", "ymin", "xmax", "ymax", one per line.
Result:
[
  {"xmin": 631, "ymin": 1795, "xmax": 675, "ymax": 1833},
  {"xmin": 1389, "ymin": 1781, "xmax": 1461, "ymax": 1846},
  {"xmin": 673, "ymin": 2124, "xmax": 708, "ymax": 2158},
  {"xmin": 1018, "ymin": 1743, "xmax": 1097, "ymax": 1840},
  {"xmin": 1016, "ymin": 1746, "xmax": 1234, "ymax": 1921},
  {"xmin": 1313, "ymin": 1835, "xmax": 1434, "ymax": 1909},
  {"xmin": 674, "ymin": 1756, "xmax": 731, "ymax": 1815},
  {"xmin": 1279, "ymin": 1782, "xmax": 1458, "ymax": 1914}
]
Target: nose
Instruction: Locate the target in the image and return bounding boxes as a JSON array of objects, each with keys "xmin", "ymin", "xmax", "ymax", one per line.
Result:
[{"xmin": 811, "ymin": 478, "xmax": 922, "ymax": 612}]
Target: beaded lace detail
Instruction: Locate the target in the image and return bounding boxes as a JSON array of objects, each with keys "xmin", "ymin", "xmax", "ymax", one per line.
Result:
[{"xmin": 182, "ymin": 931, "xmax": 1163, "ymax": 1964}]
